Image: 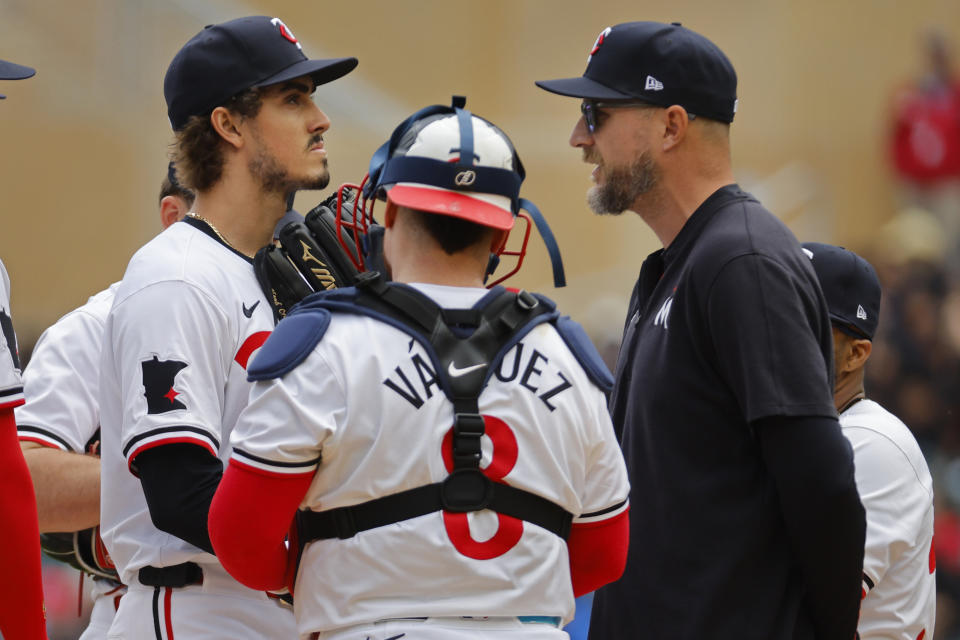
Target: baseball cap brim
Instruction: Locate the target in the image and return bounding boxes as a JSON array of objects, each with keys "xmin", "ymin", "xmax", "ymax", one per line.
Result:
[
  {"xmin": 388, "ymin": 184, "xmax": 515, "ymax": 231},
  {"xmin": 831, "ymin": 315, "xmax": 871, "ymax": 340},
  {"xmin": 0, "ymin": 59, "xmax": 35, "ymax": 98},
  {"xmin": 535, "ymin": 75, "xmax": 634, "ymax": 100},
  {"xmin": 254, "ymin": 57, "xmax": 357, "ymax": 91},
  {"xmin": 0, "ymin": 59, "xmax": 35, "ymax": 81}
]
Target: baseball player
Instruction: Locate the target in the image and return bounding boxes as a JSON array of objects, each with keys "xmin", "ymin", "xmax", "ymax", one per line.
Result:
[
  {"xmin": 209, "ymin": 100, "xmax": 631, "ymax": 640},
  {"xmin": 803, "ymin": 242, "xmax": 936, "ymax": 640},
  {"xmin": 0, "ymin": 55, "xmax": 49, "ymax": 640},
  {"xmin": 98, "ymin": 16, "xmax": 356, "ymax": 639},
  {"xmin": 16, "ymin": 170, "xmax": 193, "ymax": 640}
]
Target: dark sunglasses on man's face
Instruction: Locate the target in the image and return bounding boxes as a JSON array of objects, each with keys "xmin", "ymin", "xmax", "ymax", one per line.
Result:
[{"xmin": 579, "ymin": 100, "xmax": 695, "ymax": 134}]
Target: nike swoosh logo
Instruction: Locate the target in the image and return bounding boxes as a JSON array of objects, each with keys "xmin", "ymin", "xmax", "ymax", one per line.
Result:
[
  {"xmin": 448, "ymin": 361, "xmax": 486, "ymax": 378},
  {"xmin": 242, "ymin": 300, "xmax": 260, "ymax": 318},
  {"xmin": 386, "ymin": 635, "xmax": 406, "ymax": 640}
]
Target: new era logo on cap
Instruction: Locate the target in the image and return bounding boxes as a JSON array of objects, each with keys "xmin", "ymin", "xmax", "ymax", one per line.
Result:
[
  {"xmin": 857, "ymin": 304, "xmax": 868, "ymax": 320},
  {"xmin": 645, "ymin": 75, "xmax": 664, "ymax": 91}
]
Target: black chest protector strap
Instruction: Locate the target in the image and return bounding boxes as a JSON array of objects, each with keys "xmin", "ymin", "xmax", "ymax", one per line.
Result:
[{"xmin": 297, "ymin": 274, "xmax": 574, "ymax": 542}]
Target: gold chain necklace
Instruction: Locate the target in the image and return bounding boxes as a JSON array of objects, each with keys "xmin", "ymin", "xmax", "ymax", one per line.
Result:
[{"xmin": 187, "ymin": 212, "xmax": 252, "ymax": 258}]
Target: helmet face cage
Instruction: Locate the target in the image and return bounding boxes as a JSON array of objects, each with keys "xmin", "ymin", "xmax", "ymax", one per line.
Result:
[
  {"xmin": 333, "ymin": 175, "xmax": 533, "ymax": 289},
  {"xmin": 485, "ymin": 212, "xmax": 533, "ymax": 287}
]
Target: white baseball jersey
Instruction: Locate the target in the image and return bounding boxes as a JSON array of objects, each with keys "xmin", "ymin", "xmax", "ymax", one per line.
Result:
[
  {"xmin": 0, "ymin": 258, "xmax": 24, "ymax": 411},
  {"xmin": 17, "ymin": 283, "xmax": 119, "ymax": 451},
  {"xmin": 840, "ymin": 399, "xmax": 936, "ymax": 639},
  {"xmin": 15, "ymin": 282, "xmax": 124, "ymax": 639},
  {"xmin": 232, "ymin": 283, "xmax": 630, "ymax": 636},
  {"xmin": 99, "ymin": 219, "xmax": 281, "ymax": 605}
]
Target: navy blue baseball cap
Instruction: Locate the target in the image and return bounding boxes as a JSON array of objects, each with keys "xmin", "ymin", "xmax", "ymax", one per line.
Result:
[
  {"xmin": 802, "ymin": 242, "xmax": 882, "ymax": 340},
  {"xmin": 164, "ymin": 16, "xmax": 358, "ymax": 131},
  {"xmin": 0, "ymin": 58, "xmax": 35, "ymax": 99},
  {"xmin": 536, "ymin": 21, "xmax": 738, "ymax": 123}
]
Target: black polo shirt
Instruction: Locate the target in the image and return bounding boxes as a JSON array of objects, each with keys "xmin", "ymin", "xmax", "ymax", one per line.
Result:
[{"xmin": 591, "ymin": 185, "xmax": 836, "ymax": 639}]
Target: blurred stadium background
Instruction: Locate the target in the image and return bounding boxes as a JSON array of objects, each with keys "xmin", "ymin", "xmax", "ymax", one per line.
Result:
[{"xmin": 5, "ymin": 0, "xmax": 960, "ymax": 637}]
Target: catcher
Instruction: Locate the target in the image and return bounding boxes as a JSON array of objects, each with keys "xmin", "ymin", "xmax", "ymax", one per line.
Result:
[{"xmin": 210, "ymin": 97, "xmax": 629, "ymax": 640}]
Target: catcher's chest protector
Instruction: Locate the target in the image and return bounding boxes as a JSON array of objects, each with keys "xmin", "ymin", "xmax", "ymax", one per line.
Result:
[{"xmin": 248, "ymin": 273, "xmax": 613, "ymax": 544}]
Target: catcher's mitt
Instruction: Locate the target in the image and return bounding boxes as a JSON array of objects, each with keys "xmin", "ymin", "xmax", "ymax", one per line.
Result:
[{"xmin": 255, "ymin": 187, "xmax": 384, "ymax": 323}]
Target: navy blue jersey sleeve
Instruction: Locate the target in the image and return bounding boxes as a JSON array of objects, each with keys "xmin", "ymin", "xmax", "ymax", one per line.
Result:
[{"xmin": 704, "ymin": 253, "xmax": 835, "ymax": 422}]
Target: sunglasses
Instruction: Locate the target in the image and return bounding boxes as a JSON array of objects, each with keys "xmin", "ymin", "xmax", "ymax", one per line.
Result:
[{"xmin": 579, "ymin": 100, "xmax": 696, "ymax": 134}]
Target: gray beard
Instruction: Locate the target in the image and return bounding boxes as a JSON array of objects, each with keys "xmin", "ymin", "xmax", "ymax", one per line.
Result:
[
  {"xmin": 587, "ymin": 150, "xmax": 659, "ymax": 215},
  {"xmin": 248, "ymin": 146, "xmax": 330, "ymax": 195}
]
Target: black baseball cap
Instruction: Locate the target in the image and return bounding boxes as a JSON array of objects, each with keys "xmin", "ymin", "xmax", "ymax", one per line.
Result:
[
  {"xmin": 535, "ymin": 21, "xmax": 738, "ymax": 123},
  {"xmin": 0, "ymin": 58, "xmax": 35, "ymax": 99},
  {"xmin": 164, "ymin": 16, "xmax": 358, "ymax": 131},
  {"xmin": 802, "ymin": 242, "xmax": 881, "ymax": 340}
]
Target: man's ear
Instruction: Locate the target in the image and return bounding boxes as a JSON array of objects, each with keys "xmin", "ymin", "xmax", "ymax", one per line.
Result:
[
  {"xmin": 662, "ymin": 105, "xmax": 693, "ymax": 152},
  {"xmin": 159, "ymin": 195, "xmax": 189, "ymax": 229},
  {"xmin": 847, "ymin": 338, "xmax": 873, "ymax": 371},
  {"xmin": 383, "ymin": 200, "xmax": 398, "ymax": 229},
  {"xmin": 210, "ymin": 106, "xmax": 244, "ymax": 150}
]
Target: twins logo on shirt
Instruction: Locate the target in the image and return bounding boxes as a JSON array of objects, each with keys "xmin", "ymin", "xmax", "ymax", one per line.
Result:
[{"xmin": 141, "ymin": 355, "xmax": 187, "ymax": 414}]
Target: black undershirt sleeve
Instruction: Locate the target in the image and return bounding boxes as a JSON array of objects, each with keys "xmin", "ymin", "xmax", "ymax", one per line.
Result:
[
  {"xmin": 135, "ymin": 443, "xmax": 223, "ymax": 555},
  {"xmin": 755, "ymin": 413, "xmax": 865, "ymax": 640}
]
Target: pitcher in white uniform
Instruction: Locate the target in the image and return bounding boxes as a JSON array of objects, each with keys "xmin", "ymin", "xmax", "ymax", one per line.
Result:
[{"xmin": 98, "ymin": 15, "xmax": 357, "ymax": 639}]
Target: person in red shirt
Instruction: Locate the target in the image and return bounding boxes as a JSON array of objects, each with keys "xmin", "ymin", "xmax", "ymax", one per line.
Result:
[{"xmin": 890, "ymin": 29, "xmax": 960, "ymax": 184}]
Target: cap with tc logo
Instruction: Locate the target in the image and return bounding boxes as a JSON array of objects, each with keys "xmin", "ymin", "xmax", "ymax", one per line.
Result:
[
  {"xmin": 535, "ymin": 21, "xmax": 738, "ymax": 123},
  {"xmin": 164, "ymin": 16, "xmax": 358, "ymax": 131}
]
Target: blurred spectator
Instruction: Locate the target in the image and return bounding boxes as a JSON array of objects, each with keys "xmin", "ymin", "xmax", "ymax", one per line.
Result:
[
  {"xmin": 890, "ymin": 28, "xmax": 960, "ymax": 185},
  {"xmin": 888, "ymin": 28, "xmax": 960, "ymax": 281}
]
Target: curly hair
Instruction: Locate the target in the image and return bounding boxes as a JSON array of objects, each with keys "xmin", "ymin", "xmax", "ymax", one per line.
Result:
[{"xmin": 170, "ymin": 88, "xmax": 263, "ymax": 192}]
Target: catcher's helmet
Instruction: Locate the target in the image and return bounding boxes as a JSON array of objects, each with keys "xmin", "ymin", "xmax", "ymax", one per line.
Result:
[
  {"xmin": 338, "ymin": 96, "xmax": 565, "ymax": 287},
  {"xmin": 368, "ymin": 98, "xmax": 522, "ymax": 230}
]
